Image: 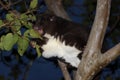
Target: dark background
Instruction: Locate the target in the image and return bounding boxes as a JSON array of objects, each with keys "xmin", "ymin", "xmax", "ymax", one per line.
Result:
[{"xmin": 0, "ymin": 0, "xmax": 120, "ymax": 80}]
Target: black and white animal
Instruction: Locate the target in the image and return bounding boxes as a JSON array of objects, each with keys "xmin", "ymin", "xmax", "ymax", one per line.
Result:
[{"xmin": 33, "ymin": 14, "xmax": 89, "ymax": 68}]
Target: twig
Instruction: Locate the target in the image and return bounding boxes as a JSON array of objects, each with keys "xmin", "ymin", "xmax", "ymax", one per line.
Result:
[
  {"xmin": 0, "ymin": 0, "xmax": 22, "ymax": 10},
  {"xmin": 58, "ymin": 60, "xmax": 71, "ymax": 80},
  {"xmin": 12, "ymin": 0, "xmax": 22, "ymax": 6},
  {"xmin": 0, "ymin": 22, "xmax": 10, "ymax": 28},
  {"xmin": 0, "ymin": 0, "xmax": 18, "ymax": 16},
  {"xmin": 106, "ymin": 16, "xmax": 120, "ymax": 37},
  {"xmin": 0, "ymin": 0, "xmax": 9, "ymax": 10},
  {"xmin": 23, "ymin": 61, "xmax": 33, "ymax": 80}
]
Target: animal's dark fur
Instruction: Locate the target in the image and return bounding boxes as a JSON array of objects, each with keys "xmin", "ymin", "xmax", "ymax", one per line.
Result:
[{"xmin": 34, "ymin": 14, "xmax": 89, "ymax": 51}]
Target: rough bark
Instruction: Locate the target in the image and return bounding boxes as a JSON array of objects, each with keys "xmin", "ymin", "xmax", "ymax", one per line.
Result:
[
  {"xmin": 75, "ymin": 0, "xmax": 120, "ymax": 80},
  {"xmin": 58, "ymin": 60, "xmax": 71, "ymax": 80}
]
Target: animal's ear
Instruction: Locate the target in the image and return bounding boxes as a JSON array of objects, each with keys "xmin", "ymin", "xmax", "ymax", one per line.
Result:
[
  {"xmin": 42, "ymin": 13, "xmax": 56, "ymax": 22},
  {"xmin": 49, "ymin": 15, "xmax": 56, "ymax": 21}
]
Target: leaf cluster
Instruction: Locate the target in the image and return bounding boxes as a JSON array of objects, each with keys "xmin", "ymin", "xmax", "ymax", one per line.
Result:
[{"xmin": 0, "ymin": 0, "xmax": 41, "ymax": 57}]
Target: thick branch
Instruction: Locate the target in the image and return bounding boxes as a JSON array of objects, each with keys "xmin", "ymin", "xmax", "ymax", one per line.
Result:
[
  {"xmin": 75, "ymin": 0, "xmax": 111, "ymax": 80},
  {"xmin": 101, "ymin": 43, "xmax": 120, "ymax": 66},
  {"xmin": 44, "ymin": 0, "xmax": 70, "ymax": 20},
  {"xmin": 84, "ymin": 0, "xmax": 111, "ymax": 56}
]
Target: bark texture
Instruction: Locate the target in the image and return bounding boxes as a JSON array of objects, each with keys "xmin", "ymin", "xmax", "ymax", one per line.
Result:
[{"xmin": 75, "ymin": 0, "xmax": 120, "ymax": 80}]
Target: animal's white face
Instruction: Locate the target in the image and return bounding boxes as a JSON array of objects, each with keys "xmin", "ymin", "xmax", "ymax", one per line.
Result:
[{"xmin": 41, "ymin": 33, "xmax": 82, "ymax": 68}]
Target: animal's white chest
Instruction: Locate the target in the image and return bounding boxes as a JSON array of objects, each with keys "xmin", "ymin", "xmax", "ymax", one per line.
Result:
[{"xmin": 41, "ymin": 34, "xmax": 82, "ymax": 67}]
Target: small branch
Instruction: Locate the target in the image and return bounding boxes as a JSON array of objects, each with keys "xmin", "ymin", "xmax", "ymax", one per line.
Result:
[
  {"xmin": 0, "ymin": 0, "xmax": 22, "ymax": 10},
  {"xmin": 0, "ymin": 0, "xmax": 20, "ymax": 17},
  {"xmin": 58, "ymin": 60, "xmax": 71, "ymax": 80},
  {"xmin": 106, "ymin": 16, "xmax": 120, "ymax": 37},
  {"xmin": 0, "ymin": 22, "xmax": 10, "ymax": 28},
  {"xmin": 12, "ymin": 0, "xmax": 22, "ymax": 6},
  {"xmin": 110, "ymin": 16, "xmax": 120, "ymax": 33},
  {"xmin": 0, "ymin": 0, "xmax": 9, "ymax": 10},
  {"xmin": 23, "ymin": 61, "xmax": 33, "ymax": 80},
  {"xmin": 101, "ymin": 43, "xmax": 120, "ymax": 66}
]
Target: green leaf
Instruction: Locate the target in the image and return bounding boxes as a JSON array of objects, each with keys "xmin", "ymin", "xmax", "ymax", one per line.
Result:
[
  {"xmin": 36, "ymin": 45, "xmax": 41, "ymax": 57},
  {"xmin": 29, "ymin": 29, "xmax": 41, "ymax": 38},
  {"xmin": 20, "ymin": 14, "xmax": 34, "ymax": 29},
  {"xmin": 30, "ymin": 0, "xmax": 38, "ymax": 9},
  {"xmin": 22, "ymin": 22, "xmax": 32, "ymax": 29},
  {"xmin": 20, "ymin": 14, "xmax": 28, "ymax": 21},
  {"xmin": 24, "ymin": 29, "xmax": 30, "ymax": 37},
  {"xmin": 3, "ymin": 33, "xmax": 18, "ymax": 51},
  {"xmin": 0, "ymin": 43, "xmax": 3, "ymax": 50},
  {"xmin": 24, "ymin": 29, "xmax": 41, "ymax": 38},
  {"xmin": 0, "ymin": 20, "xmax": 3, "ymax": 27},
  {"xmin": 0, "ymin": 36, "xmax": 5, "ymax": 50},
  {"xmin": 13, "ymin": 34, "xmax": 19, "ymax": 43},
  {"xmin": 27, "ymin": 22, "xmax": 32, "ymax": 28},
  {"xmin": 17, "ymin": 30, "xmax": 21, "ymax": 35},
  {"xmin": 13, "ymin": 19, "xmax": 21, "ymax": 31},
  {"xmin": 17, "ymin": 37, "xmax": 29, "ymax": 56},
  {"xmin": 28, "ymin": 14, "xmax": 36, "ymax": 21},
  {"xmin": 6, "ymin": 13, "xmax": 14, "ymax": 21},
  {"xmin": 0, "ymin": 35, "xmax": 5, "ymax": 41},
  {"xmin": 32, "ymin": 15, "xmax": 36, "ymax": 21}
]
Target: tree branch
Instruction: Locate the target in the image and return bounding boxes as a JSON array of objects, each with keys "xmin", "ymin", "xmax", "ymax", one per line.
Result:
[
  {"xmin": 75, "ymin": 0, "xmax": 112, "ymax": 80},
  {"xmin": 101, "ymin": 43, "xmax": 120, "ymax": 66},
  {"xmin": 58, "ymin": 60, "xmax": 71, "ymax": 80},
  {"xmin": 106, "ymin": 16, "xmax": 120, "ymax": 37},
  {"xmin": 0, "ymin": 0, "xmax": 9, "ymax": 10},
  {"xmin": 84, "ymin": 0, "xmax": 111, "ymax": 56},
  {"xmin": 44, "ymin": 0, "xmax": 70, "ymax": 20},
  {"xmin": 23, "ymin": 61, "xmax": 33, "ymax": 80}
]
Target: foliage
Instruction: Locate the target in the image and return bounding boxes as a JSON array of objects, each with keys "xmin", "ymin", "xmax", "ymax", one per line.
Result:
[{"xmin": 0, "ymin": 0, "xmax": 41, "ymax": 57}]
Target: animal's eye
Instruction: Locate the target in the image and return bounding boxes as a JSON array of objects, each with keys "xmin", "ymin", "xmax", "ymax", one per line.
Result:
[
  {"xmin": 49, "ymin": 16, "xmax": 55, "ymax": 21},
  {"xmin": 50, "ymin": 18, "xmax": 54, "ymax": 21}
]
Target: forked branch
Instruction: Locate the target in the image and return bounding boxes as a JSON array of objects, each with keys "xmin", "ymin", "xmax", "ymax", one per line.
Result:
[{"xmin": 75, "ymin": 0, "xmax": 119, "ymax": 80}]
